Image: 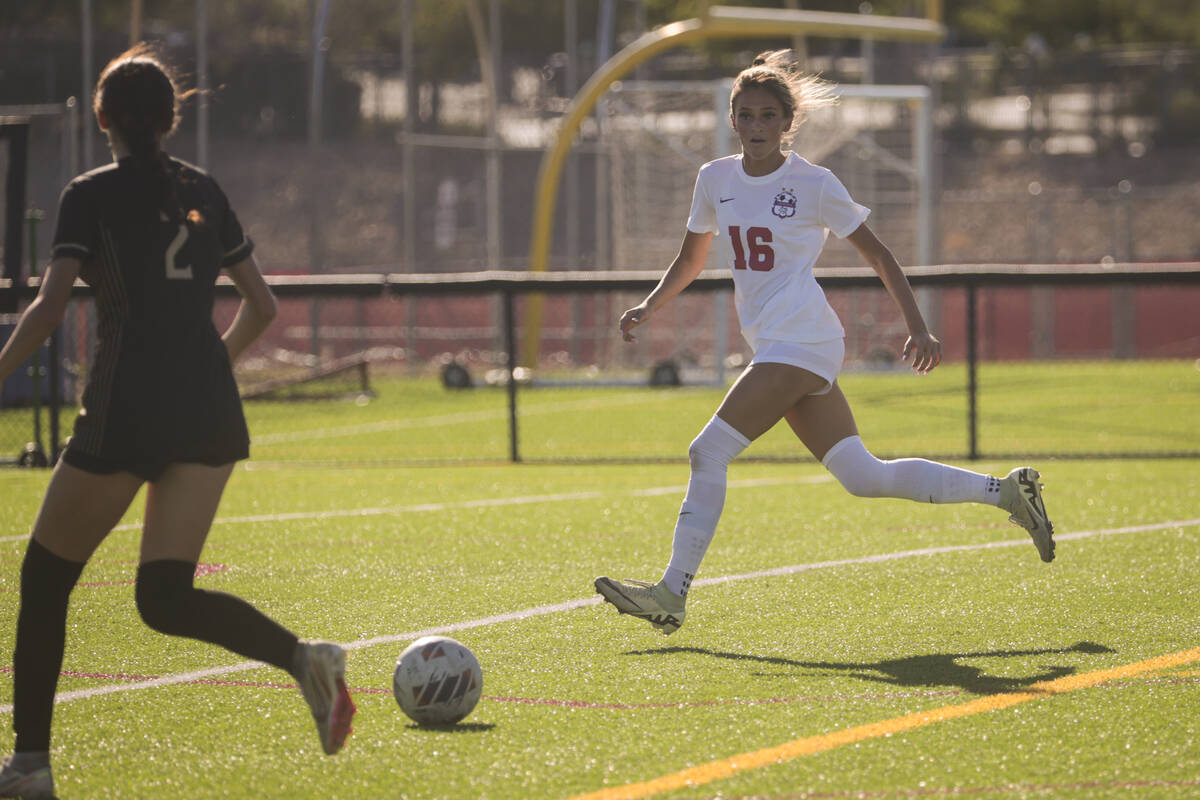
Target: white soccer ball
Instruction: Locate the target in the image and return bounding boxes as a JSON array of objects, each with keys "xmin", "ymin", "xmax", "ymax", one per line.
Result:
[{"xmin": 393, "ymin": 635, "xmax": 483, "ymax": 725}]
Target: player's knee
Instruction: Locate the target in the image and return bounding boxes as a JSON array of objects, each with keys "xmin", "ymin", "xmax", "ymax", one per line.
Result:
[
  {"xmin": 822, "ymin": 435, "xmax": 891, "ymax": 498},
  {"xmin": 135, "ymin": 561, "xmax": 195, "ymax": 635},
  {"xmin": 687, "ymin": 436, "xmax": 725, "ymax": 475},
  {"xmin": 688, "ymin": 416, "xmax": 749, "ymax": 476}
]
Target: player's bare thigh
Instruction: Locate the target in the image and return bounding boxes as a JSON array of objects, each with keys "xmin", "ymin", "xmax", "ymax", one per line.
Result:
[
  {"xmin": 31, "ymin": 460, "xmax": 143, "ymax": 562},
  {"xmin": 140, "ymin": 462, "xmax": 236, "ymax": 564},
  {"xmin": 783, "ymin": 382, "xmax": 859, "ymax": 461},
  {"xmin": 716, "ymin": 362, "xmax": 830, "ymax": 441}
]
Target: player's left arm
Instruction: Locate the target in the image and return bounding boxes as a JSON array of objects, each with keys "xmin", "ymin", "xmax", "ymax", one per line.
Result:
[
  {"xmin": 221, "ymin": 255, "xmax": 277, "ymax": 363},
  {"xmin": 0, "ymin": 256, "xmax": 81, "ymax": 383},
  {"xmin": 845, "ymin": 223, "xmax": 941, "ymax": 374}
]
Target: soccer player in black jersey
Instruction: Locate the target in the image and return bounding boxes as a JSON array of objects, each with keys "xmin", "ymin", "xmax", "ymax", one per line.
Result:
[{"xmin": 0, "ymin": 46, "xmax": 355, "ymax": 797}]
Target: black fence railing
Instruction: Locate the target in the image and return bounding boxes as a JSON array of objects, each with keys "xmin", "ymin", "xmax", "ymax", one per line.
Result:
[{"xmin": 2, "ymin": 262, "xmax": 1199, "ymax": 466}]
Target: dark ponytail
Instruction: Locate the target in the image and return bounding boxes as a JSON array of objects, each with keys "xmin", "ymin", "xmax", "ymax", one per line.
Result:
[{"xmin": 93, "ymin": 44, "xmax": 188, "ymax": 224}]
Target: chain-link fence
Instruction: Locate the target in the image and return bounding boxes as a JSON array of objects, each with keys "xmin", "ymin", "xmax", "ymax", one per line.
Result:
[{"xmin": 4, "ymin": 31, "xmax": 1200, "ymax": 276}]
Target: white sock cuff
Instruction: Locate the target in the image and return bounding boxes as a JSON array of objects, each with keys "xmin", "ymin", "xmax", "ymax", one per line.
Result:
[
  {"xmin": 706, "ymin": 414, "xmax": 751, "ymax": 450},
  {"xmin": 821, "ymin": 434, "xmax": 865, "ymax": 467}
]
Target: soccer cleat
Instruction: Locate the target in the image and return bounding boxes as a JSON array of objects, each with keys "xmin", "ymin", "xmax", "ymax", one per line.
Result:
[
  {"xmin": 0, "ymin": 755, "xmax": 54, "ymax": 799},
  {"xmin": 1000, "ymin": 467, "xmax": 1055, "ymax": 562},
  {"xmin": 594, "ymin": 577, "xmax": 686, "ymax": 635},
  {"xmin": 296, "ymin": 640, "xmax": 357, "ymax": 755}
]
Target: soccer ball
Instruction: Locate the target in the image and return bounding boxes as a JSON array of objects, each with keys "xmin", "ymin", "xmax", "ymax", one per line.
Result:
[{"xmin": 393, "ymin": 635, "xmax": 483, "ymax": 725}]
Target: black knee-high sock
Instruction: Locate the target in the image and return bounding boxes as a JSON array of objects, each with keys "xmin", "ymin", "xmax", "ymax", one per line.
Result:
[
  {"xmin": 13, "ymin": 539, "xmax": 86, "ymax": 753},
  {"xmin": 134, "ymin": 560, "xmax": 299, "ymax": 675}
]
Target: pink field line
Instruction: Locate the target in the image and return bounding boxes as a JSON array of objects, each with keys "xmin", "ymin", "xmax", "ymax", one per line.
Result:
[
  {"xmin": 2, "ymin": 667, "xmax": 1194, "ymax": 709},
  {"xmin": 0, "ymin": 563, "xmax": 228, "ymax": 592}
]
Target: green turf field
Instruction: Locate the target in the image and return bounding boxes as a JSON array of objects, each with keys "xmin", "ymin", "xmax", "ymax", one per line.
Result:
[{"xmin": 1, "ymin": 364, "xmax": 1199, "ymax": 799}]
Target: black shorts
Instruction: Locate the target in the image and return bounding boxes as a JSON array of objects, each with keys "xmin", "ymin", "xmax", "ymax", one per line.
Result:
[
  {"xmin": 61, "ymin": 442, "xmax": 241, "ymax": 483},
  {"xmin": 67, "ymin": 347, "xmax": 250, "ymax": 482}
]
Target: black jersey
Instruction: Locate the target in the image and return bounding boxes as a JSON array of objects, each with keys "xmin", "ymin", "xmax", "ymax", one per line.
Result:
[{"xmin": 51, "ymin": 155, "xmax": 255, "ymax": 477}]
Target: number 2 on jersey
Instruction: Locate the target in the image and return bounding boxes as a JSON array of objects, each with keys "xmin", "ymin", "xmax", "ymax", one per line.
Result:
[
  {"xmin": 728, "ymin": 225, "xmax": 774, "ymax": 271},
  {"xmin": 164, "ymin": 223, "xmax": 194, "ymax": 280}
]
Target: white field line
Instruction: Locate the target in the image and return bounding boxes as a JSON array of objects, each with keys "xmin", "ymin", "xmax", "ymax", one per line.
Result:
[
  {"xmin": 251, "ymin": 392, "xmax": 651, "ymax": 445},
  {"xmin": 1, "ymin": 515, "xmax": 1198, "ymax": 715},
  {"xmin": 0, "ymin": 476, "xmax": 829, "ymax": 541}
]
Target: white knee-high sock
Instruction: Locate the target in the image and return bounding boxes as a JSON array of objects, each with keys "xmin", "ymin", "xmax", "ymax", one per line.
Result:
[
  {"xmin": 661, "ymin": 415, "xmax": 750, "ymax": 598},
  {"xmin": 822, "ymin": 435, "xmax": 1002, "ymax": 505}
]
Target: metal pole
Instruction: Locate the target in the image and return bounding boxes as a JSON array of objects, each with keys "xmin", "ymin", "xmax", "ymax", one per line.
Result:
[
  {"xmin": 503, "ymin": 290, "xmax": 520, "ymax": 463},
  {"xmin": 488, "ymin": 0, "xmax": 505, "ymax": 364},
  {"xmin": 913, "ymin": 87, "xmax": 937, "ymax": 334},
  {"xmin": 82, "ymin": 0, "xmax": 94, "ymax": 169},
  {"xmin": 565, "ymin": 0, "xmax": 579, "ymax": 263},
  {"xmin": 401, "ymin": 0, "xmax": 417, "ymax": 365},
  {"xmin": 26, "ymin": 209, "xmax": 47, "ymax": 465},
  {"xmin": 308, "ymin": 0, "xmax": 331, "ymax": 268},
  {"xmin": 487, "ymin": 0, "xmax": 502, "ymax": 268},
  {"xmin": 915, "ymin": 88, "xmax": 933, "ymax": 267},
  {"xmin": 67, "ymin": 96, "xmax": 80, "ymax": 179},
  {"xmin": 402, "ymin": 0, "xmax": 416, "ymax": 272},
  {"xmin": 565, "ymin": 0, "xmax": 582, "ymax": 364},
  {"xmin": 714, "ymin": 79, "xmax": 732, "ymax": 386},
  {"xmin": 48, "ymin": 332, "xmax": 62, "ymax": 464},
  {"xmin": 34, "ymin": 203, "xmax": 62, "ymax": 462},
  {"xmin": 308, "ymin": 0, "xmax": 332, "ymax": 357},
  {"xmin": 130, "ymin": 0, "xmax": 143, "ymax": 44},
  {"xmin": 196, "ymin": 0, "xmax": 209, "ymax": 168},
  {"xmin": 2, "ymin": 124, "xmax": 29, "ymax": 313},
  {"xmin": 966, "ymin": 281, "xmax": 979, "ymax": 460}
]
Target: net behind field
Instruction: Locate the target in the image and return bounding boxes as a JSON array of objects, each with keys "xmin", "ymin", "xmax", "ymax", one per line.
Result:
[{"xmin": 605, "ymin": 82, "xmax": 927, "ymax": 270}]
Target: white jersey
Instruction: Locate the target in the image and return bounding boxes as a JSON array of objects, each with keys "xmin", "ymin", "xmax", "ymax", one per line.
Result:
[{"xmin": 687, "ymin": 151, "xmax": 870, "ymax": 348}]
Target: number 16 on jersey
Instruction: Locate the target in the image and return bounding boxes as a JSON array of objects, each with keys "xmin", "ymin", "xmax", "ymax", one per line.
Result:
[{"xmin": 728, "ymin": 225, "xmax": 775, "ymax": 271}]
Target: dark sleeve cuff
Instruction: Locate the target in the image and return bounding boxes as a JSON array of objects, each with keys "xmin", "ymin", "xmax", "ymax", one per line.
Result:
[
  {"xmin": 52, "ymin": 243, "xmax": 90, "ymax": 260},
  {"xmin": 221, "ymin": 237, "xmax": 254, "ymax": 267}
]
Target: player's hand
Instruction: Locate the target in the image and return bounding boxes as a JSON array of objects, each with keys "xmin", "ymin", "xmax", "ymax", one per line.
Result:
[
  {"xmin": 619, "ymin": 304, "xmax": 651, "ymax": 342},
  {"xmin": 902, "ymin": 331, "xmax": 942, "ymax": 374}
]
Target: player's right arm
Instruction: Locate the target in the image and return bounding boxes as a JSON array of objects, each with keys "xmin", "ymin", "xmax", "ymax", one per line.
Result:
[
  {"xmin": 221, "ymin": 255, "xmax": 277, "ymax": 363},
  {"xmin": 619, "ymin": 229, "xmax": 713, "ymax": 342},
  {"xmin": 0, "ymin": 256, "xmax": 81, "ymax": 383}
]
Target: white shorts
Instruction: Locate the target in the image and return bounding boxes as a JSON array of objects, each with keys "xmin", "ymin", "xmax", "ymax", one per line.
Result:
[{"xmin": 748, "ymin": 338, "xmax": 845, "ymax": 396}]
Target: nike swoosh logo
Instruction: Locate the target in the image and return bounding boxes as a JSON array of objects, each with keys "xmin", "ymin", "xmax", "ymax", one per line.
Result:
[{"xmin": 720, "ymin": 197, "xmax": 734, "ymax": 203}]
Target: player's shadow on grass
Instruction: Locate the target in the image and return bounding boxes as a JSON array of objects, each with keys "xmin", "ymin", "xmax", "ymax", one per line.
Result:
[{"xmin": 625, "ymin": 641, "xmax": 1116, "ymax": 696}]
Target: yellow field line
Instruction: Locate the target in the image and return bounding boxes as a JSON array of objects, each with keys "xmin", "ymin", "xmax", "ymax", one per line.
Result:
[{"xmin": 568, "ymin": 646, "xmax": 1200, "ymax": 800}]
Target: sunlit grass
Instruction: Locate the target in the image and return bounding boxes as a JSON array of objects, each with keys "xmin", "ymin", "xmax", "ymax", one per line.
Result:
[{"xmin": 1, "ymin": 373, "xmax": 1198, "ymax": 798}]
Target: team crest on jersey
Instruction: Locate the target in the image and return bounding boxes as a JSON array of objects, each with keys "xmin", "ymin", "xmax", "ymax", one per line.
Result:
[{"xmin": 771, "ymin": 188, "xmax": 797, "ymax": 219}]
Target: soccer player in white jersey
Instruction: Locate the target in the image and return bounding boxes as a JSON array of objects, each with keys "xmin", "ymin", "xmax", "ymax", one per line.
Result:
[{"xmin": 595, "ymin": 50, "xmax": 1054, "ymax": 636}]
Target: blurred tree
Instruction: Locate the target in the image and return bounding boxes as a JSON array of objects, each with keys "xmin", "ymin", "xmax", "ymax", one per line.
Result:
[
  {"xmin": 6, "ymin": 0, "xmax": 1200, "ymax": 50},
  {"xmin": 951, "ymin": 0, "xmax": 1200, "ymax": 48}
]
